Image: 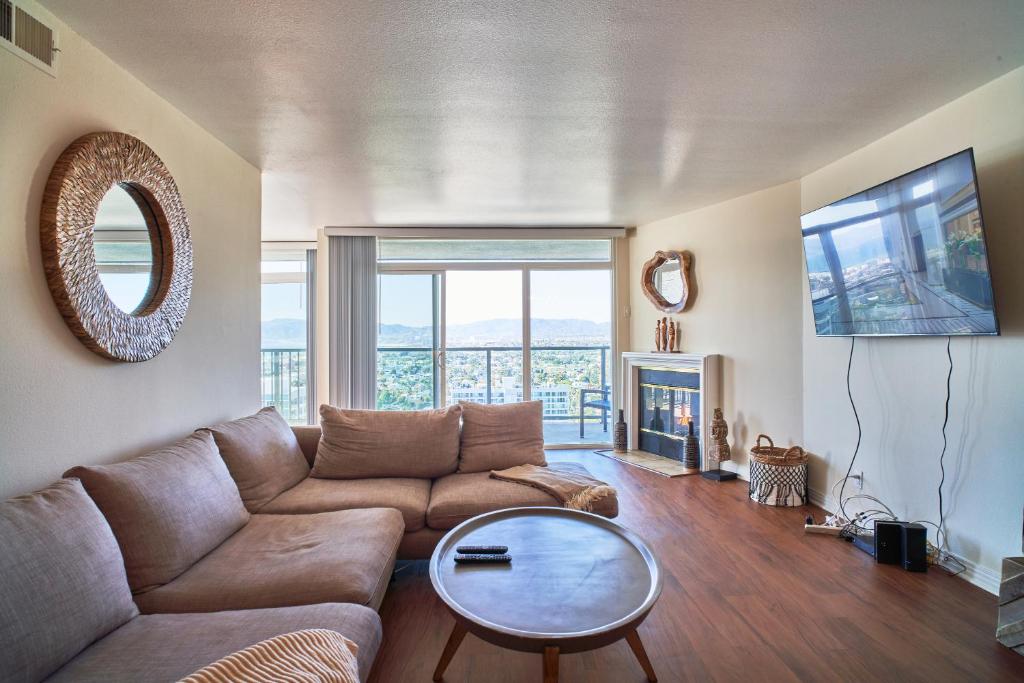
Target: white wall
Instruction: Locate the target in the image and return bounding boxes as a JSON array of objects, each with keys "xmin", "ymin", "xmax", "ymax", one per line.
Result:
[
  {"xmin": 0, "ymin": 3, "xmax": 262, "ymax": 500},
  {"xmin": 628, "ymin": 182, "xmax": 804, "ymax": 479},
  {"xmin": 801, "ymin": 67, "xmax": 1024, "ymax": 591}
]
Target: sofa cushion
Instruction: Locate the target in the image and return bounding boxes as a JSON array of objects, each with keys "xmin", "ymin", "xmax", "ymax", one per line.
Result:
[
  {"xmin": 0, "ymin": 479, "xmax": 139, "ymax": 683},
  {"xmin": 427, "ymin": 471, "xmax": 618, "ymax": 530},
  {"xmin": 457, "ymin": 400, "xmax": 546, "ymax": 473},
  {"xmin": 397, "ymin": 527, "xmax": 446, "ymax": 561},
  {"xmin": 292, "ymin": 424, "xmax": 323, "ymax": 466},
  {"xmin": 205, "ymin": 407, "xmax": 310, "ymax": 512},
  {"xmin": 313, "ymin": 404, "xmax": 462, "ymax": 479},
  {"xmin": 46, "ymin": 604, "xmax": 382, "ymax": 683},
  {"xmin": 133, "ymin": 508, "xmax": 404, "ymax": 614},
  {"xmin": 260, "ymin": 477, "xmax": 431, "ymax": 532},
  {"xmin": 66, "ymin": 431, "xmax": 250, "ymax": 593}
]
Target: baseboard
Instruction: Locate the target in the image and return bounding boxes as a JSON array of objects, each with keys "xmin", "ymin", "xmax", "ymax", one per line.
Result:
[
  {"xmin": 950, "ymin": 555, "xmax": 1001, "ymax": 595},
  {"xmin": 806, "ymin": 486, "xmax": 999, "ymax": 595}
]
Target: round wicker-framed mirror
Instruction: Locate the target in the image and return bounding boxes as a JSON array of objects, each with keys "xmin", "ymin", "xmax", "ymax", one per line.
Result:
[
  {"xmin": 641, "ymin": 250, "xmax": 693, "ymax": 313},
  {"xmin": 40, "ymin": 132, "xmax": 193, "ymax": 362}
]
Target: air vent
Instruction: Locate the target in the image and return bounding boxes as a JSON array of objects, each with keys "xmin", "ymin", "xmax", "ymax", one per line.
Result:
[
  {"xmin": 1, "ymin": 1, "xmax": 58, "ymax": 76},
  {"xmin": 1, "ymin": 1, "xmax": 12, "ymax": 42},
  {"xmin": 14, "ymin": 5, "xmax": 50, "ymax": 65}
]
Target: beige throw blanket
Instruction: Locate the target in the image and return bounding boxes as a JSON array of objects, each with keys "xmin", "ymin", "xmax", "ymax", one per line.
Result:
[
  {"xmin": 180, "ymin": 629, "xmax": 359, "ymax": 683},
  {"xmin": 490, "ymin": 462, "xmax": 616, "ymax": 512}
]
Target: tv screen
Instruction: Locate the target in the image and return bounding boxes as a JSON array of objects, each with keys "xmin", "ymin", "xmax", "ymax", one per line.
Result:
[{"xmin": 801, "ymin": 149, "xmax": 999, "ymax": 336}]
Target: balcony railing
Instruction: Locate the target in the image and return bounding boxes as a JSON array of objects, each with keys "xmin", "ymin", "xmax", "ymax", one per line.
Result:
[
  {"xmin": 262, "ymin": 345, "xmax": 612, "ymax": 436},
  {"xmin": 261, "ymin": 349, "xmax": 307, "ymax": 424},
  {"xmin": 376, "ymin": 345, "xmax": 609, "ymax": 421}
]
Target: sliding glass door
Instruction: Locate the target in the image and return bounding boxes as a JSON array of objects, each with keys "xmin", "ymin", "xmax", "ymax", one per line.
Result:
[
  {"xmin": 445, "ymin": 271, "xmax": 524, "ymax": 407},
  {"xmin": 377, "ymin": 273, "xmax": 440, "ymax": 410},
  {"xmin": 530, "ymin": 270, "xmax": 613, "ymax": 443},
  {"xmin": 375, "ymin": 239, "xmax": 614, "ymax": 445}
]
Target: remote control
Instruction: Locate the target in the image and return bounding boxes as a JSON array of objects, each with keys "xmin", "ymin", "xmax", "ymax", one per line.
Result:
[
  {"xmin": 456, "ymin": 545, "xmax": 508, "ymax": 555},
  {"xmin": 454, "ymin": 553, "xmax": 512, "ymax": 564}
]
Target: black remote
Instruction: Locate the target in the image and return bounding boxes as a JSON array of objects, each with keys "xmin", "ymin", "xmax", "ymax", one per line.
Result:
[
  {"xmin": 454, "ymin": 553, "xmax": 512, "ymax": 564},
  {"xmin": 456, "ymin": 545, "xmax": 508, "ymax": 555}
]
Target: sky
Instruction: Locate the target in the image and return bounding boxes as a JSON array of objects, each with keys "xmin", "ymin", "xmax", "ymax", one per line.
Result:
[
  {"xmin": 262, "ymin": 282, "xmax": 306, "ymax": 321},
  {"xmin": 378, "ymin": 270, "xmax": 612, "ymax": 327}
]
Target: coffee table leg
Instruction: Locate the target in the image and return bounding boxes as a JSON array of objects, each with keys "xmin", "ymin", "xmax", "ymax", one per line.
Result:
[
  {"xmin": 432, "ymin": 622, "xmax": 468, "ymax": 681},
  {"xmin": 542, "ymin": 646, "xmax": 559, "ymax": 683},
  {"xmin": 625, "ymin": 630, "xmax": 657, "ymax": 682}
]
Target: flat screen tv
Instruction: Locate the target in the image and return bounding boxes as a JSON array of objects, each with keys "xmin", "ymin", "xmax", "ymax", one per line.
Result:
[{"xmin": 801, "ymin": 149, "xmax": 999, "ymax": 336}]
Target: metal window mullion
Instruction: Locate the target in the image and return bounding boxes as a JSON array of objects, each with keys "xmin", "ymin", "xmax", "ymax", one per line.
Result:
[
  {"xmin": 437, "ymin": 271, "xmax": 446, "ymax": 408},
  {"xmin": 522, "ymin": 268, "xmax": 531, "ymax": 402}
]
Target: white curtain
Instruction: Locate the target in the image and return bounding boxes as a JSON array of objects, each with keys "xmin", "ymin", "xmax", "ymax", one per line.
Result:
[{"xmin": 328, "ymin": 236, "xmax": 377, "ymax": 409}]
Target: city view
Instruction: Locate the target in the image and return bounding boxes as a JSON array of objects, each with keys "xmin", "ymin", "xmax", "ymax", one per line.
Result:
[
  {"xmin": 262, "ymin": 316, "xmax": 612, "ymax": 435},
  {"xmin": 262, "ymin": 268, "xmax": 614, "ymax": 441}
]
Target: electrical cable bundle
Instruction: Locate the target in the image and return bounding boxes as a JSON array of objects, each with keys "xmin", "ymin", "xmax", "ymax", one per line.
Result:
[{"xmin": 822, "ymin": 336, "xmax": 965, "ymax": 575}]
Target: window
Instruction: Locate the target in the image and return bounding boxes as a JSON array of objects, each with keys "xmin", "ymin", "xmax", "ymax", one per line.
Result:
[
  {"xmin": 261, "ymin": 245, "xmax": 316, "ymax": 424},
  {"xmin": 375, "ymin": 238, "xmax": 616, "ymax": 445}
]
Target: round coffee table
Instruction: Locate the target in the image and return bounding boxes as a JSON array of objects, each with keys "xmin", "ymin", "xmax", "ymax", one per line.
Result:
[{"xmin": 429, "ymin": 507, "xmax": 662, "ymax": 682}]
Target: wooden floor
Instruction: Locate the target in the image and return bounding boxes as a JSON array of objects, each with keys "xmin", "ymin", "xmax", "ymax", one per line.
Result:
[{"xmin": 369, "ymin": 450, "xmax": 1024, "ymax": 682}]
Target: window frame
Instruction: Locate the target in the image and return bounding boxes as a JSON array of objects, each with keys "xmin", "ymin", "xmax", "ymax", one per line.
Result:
[
  {"xmin": 375, "ymin": 238, "xmax": 618, "ymax": 447},
  {"xmin": 261, "ymin": 241, "xmax": 317, "ymax": 425}
]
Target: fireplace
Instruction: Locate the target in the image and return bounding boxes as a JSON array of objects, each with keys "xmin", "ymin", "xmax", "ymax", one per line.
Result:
[
  {"xmin": 638, "ymin": 368, "xmax": 701, "ymax": 463},
  {"xmin": 621, "ymin": 352, "xmax": 721, "ymax": 472}
]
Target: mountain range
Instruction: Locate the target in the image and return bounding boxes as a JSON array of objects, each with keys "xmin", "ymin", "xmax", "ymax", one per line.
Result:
[{"xmin": 262, "ymin": 318, "xmax": 610, "ymax": 349}]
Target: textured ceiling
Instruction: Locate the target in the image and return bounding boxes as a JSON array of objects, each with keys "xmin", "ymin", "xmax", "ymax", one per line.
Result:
[{"xmin": 42, "ymin": 0, "xmax": 1024, "ymax": 239}]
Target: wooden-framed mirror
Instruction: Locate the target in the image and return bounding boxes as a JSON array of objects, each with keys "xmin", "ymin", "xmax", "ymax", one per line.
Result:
[
  {"xmin": 40, "ymin": 132, "xmax": 193, "ymax": 362},
  {"xmin": 641, "ymin": 250, "xmax": 693, "ymax": 313}
]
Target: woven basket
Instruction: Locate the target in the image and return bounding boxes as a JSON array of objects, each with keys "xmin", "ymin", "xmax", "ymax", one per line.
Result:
[{"xmin": 748, "ymin": 434, "xmax": 808, "ymax": 507}]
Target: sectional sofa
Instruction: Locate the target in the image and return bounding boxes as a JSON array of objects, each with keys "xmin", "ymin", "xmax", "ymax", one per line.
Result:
[{"xmin": 0, "ymin": 401, "xmax": 617, "ymax": 682}]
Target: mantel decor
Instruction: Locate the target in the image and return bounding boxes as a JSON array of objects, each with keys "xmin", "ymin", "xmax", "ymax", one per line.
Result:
[
  {"xmin": 40, "ymin": 132, "xmax": 193, "ymax": 362},
  {"xmin": 641, "ymin": 250, "xmax": 693, "ymax": 313}
]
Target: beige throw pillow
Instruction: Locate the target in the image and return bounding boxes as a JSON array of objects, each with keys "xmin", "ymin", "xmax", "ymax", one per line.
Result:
[
  {"xmin": 457, "ymin": 400, "xmax": 546, "ymax": 473},
  {"xmin": 312, "ymin": 404, "xmax": 462, "ymax": 479},
  {"xmin": 205, "ymin": 407, "xmax": 310, "ymax": 512},
  {"xmin": 66, "ymin": 431, "xmax": 250, "ymax": 593}
]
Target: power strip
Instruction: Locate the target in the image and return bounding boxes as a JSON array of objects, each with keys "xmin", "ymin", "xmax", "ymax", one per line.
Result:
[{"xmin": 804, "ymin": 524, "xmax": 842, "ymax": 536}]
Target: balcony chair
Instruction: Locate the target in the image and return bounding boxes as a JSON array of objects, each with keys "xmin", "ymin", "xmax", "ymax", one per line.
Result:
[{"xmin": 579, "ymin": 387, "xmax": 611, "ymax": 438}]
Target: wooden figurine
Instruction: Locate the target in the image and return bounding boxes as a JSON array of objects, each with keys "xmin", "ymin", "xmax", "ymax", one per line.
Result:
[
  {"xmin": 668, "ymin": 320, "xmax": 677, "ymax": 353},
  {"xmin": 660, "ymin": 318, "xmax": 668, "ymax": 351},
  {"xmin": 702, "ymin": 408, "xmax": 737, "ymax": 481},
  {"xmin": 654, "ymin": 321, "xmax": 662, "ymax": 351}
]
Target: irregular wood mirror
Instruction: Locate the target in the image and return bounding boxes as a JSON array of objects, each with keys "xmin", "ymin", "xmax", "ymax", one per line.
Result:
[
  {"xmin": 641, "ymin": 250, "xmax": 692, "ymax": 313},
  {"xmin": 41, "ymin": 132, "xmax": 193, "ymax": 362}
]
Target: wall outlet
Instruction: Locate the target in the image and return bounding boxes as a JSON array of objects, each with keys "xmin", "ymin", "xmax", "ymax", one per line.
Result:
[{"xmin": 850, "ymin": 472, "xmax": 864, "ymax": 490}]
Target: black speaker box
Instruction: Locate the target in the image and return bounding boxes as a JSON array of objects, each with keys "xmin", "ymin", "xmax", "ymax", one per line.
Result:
[
  {"xmin": 874, "ymin": 520, "xmax": 903, "ymax": 565},
  {"xmin": 901, "ymin": 522, "xmax": 928, "ymax": 572}
]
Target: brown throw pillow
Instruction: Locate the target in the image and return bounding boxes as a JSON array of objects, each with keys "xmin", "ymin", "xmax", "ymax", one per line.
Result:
[
  {"xmin": 66, "ymin": 431, "xmax": 250, "ymax": 593},
  {"xmin": 457, "ymin": 400, "xmax": 546, "ymax": 473},
  {"xmin": 0, "ymin": 479, "xmax": 139, "ymax": 683},
  {"xmin": 313, "ymin": 404, "xmax": 462, "ymax": 479},
  {"xmin": 205, "ymin": 407, "xmax": 310, "ymax": 512}
]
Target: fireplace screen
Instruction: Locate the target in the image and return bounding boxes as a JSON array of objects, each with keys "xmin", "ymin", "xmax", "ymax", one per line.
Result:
[{"xmin": 638, "ymin": 368, "xmax": 701, "ymax": 463}]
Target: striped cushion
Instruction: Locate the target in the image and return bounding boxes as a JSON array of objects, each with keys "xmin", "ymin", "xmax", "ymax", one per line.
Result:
[{"xmin": 181, "ymin": 629, "xmax": 359, "ymax": 683}]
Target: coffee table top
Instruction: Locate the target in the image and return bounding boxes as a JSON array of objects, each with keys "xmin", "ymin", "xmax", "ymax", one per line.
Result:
[{"xmin": 429, "ymin": 507, "xmax": 662, "ymax": 651}]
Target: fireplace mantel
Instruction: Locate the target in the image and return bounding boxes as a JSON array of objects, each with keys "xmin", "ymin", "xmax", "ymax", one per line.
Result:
[{"xmin": 620, "ymin": 352, "xmax": 721, "ymax": 470}]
